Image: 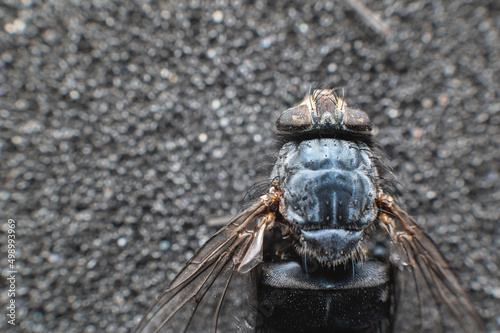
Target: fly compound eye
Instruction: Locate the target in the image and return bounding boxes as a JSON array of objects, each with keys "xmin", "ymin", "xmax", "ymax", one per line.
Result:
[
  {"xmin": 344, "ymin": 108, "xmax": 373, "ymax": 133},
  {"xmin": 276, "ymin": 104, "xmax": 312, "ymax": 132}
]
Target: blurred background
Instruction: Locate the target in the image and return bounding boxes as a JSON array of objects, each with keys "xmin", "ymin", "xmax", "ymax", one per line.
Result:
[{"xmin": 0, "ymin": 0, "xmax": 498, "ymax": 331}]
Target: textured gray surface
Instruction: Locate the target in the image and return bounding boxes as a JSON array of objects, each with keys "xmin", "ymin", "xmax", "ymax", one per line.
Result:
[{"xmin": 0, "ymin": 0, "xmax": 499, "ymax": 332}]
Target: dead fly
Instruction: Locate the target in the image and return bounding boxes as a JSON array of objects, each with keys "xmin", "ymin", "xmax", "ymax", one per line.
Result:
[{"xmin": 136, "ymin": 89, "xmax": 484, "ymax": 333}]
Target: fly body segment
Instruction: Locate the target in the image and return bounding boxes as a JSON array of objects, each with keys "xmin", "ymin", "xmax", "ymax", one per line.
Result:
[{"xmin": 136, "ymin": 89, "xmax": 484, "ymax": 333}]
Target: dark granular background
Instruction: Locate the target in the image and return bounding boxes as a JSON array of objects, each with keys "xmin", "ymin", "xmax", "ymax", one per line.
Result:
[{"xmin": 0, "ymin": 0, "xmax": 498, "ymax": 332}]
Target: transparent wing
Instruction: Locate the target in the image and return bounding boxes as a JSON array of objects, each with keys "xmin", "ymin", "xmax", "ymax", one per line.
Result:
[
  {"xmin": 377, "ymin": 192, "xmax": 485, "ymax": 333},
  {"xmin": 136, "ymin": 200, "xmax": 276, "ymax": 333}
]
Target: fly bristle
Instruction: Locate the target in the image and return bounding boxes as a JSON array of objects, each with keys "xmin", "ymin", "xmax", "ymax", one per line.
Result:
[
  {"xmin": 291, "ymin": 233, "xmax": 369, "ymax": 270},
  {"xmin": 306, "ymin": 87, "xmax": 348, "ymax": 115}
]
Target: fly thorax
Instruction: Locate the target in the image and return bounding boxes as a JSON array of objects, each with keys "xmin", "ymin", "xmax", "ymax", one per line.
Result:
[{"xmin": 275, "ymin": 138, "xmax": 378, "ymax": 264}]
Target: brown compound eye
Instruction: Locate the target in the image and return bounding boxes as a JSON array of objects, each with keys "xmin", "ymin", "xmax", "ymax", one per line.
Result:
[
  {"xmin": 344, "ymin": 108, "xmax": 373, "ymax": 132},
  {"xmin": 276, "ymin": 105, "xmax": 312, "ymax": 132}
]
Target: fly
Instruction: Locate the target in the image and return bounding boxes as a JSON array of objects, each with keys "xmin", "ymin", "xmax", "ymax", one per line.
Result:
[{"xmin": 136, "ymin": 88, "xmax": 484, "ymax": 333}]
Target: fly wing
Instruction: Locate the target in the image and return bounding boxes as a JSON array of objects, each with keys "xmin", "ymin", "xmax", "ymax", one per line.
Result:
[
  {"xmin": 136, "ymin": 200, "xmax": 275, "ymax": 333},
  {"xmin": 377, "ymin": 194, "xmax": 484, "ymax": 333}
]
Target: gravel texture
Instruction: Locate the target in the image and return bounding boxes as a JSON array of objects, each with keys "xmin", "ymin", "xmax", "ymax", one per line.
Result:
[{"xmin": 0, "ymin": 0, "xmax": 499, "ymax": 332}]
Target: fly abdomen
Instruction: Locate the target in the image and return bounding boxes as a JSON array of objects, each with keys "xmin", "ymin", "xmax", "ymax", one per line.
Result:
[{"xmin": 258, "ymin": 260, "xmax": 394, "ymax": 333}]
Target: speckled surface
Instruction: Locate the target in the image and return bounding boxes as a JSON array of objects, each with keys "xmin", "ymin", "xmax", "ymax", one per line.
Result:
[{"xmin": 0, "ymin": 0, "xmax": 498, "ymax": 332}]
